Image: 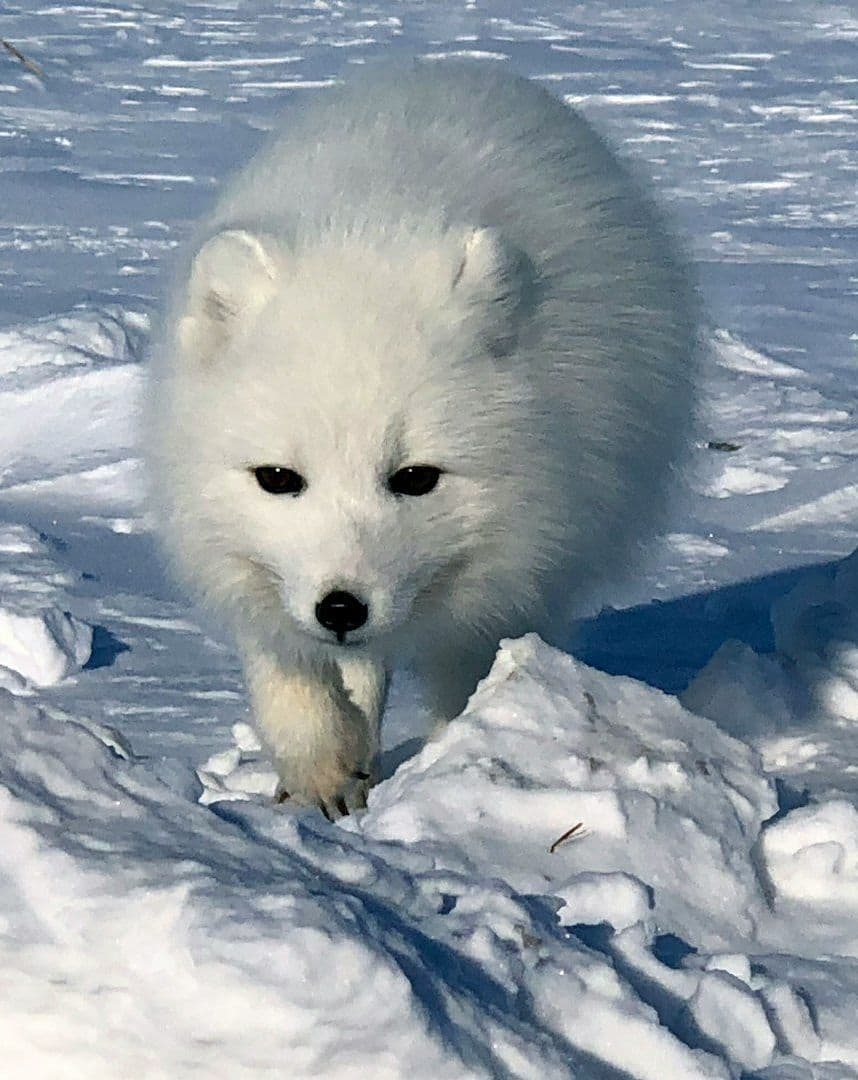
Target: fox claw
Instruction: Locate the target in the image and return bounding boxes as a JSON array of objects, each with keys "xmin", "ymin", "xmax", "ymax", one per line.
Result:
[
  {"xmin": 276, "ymin": 770, "xmax": 371, "ymax": 820},
  {"xmin": 318, "ymin": 773, "xmax": 370, "ymax": 820}
]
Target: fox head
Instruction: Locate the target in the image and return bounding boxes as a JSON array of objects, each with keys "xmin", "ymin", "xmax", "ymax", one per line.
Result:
[{"xmin": 152, "ymin": 224, "xmax": 560, "ymax": 657}]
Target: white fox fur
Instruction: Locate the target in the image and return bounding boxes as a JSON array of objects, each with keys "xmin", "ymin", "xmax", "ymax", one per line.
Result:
[{"xmin": 148, "ymin": 62, "xmax": 698, "ymax": 817}]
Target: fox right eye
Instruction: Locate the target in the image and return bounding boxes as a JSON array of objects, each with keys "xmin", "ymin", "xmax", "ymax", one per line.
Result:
[
  {"xmin": 252, "ymin": 466, "xmax": 306, "ymax": 496},
  {"xmin": 388, "ymin": 464, "xmax": 443, "ymax": 497}
]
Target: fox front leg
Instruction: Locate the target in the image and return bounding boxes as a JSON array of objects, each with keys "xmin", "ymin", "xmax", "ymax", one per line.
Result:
[
  {"xmin": 243, "ymin": 651, "xmax": 377, "ymax": 819},
  {"xmin": 335, "ymin": 652, "xmax": 389, "ymax": 784}
]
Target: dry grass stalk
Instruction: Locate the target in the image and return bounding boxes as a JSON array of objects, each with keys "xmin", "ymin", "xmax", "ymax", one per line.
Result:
[
  {"xmin": 1, "ymin": 38, "xmax": 44, "ymax": 81},
  {"xmin": 548, "ymin": 821, "xmax": 586, "ymax": 854}
]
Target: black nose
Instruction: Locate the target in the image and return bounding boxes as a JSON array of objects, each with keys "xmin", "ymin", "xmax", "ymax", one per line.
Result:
[{"xmin": 315, "ymin": 590, "xmax": 369, "ymax": 640}]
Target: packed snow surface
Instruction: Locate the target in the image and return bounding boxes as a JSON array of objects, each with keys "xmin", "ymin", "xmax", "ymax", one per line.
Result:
[{"xmin": 1, "ymin": 1, "xmax": 858, "ymax": 1077}]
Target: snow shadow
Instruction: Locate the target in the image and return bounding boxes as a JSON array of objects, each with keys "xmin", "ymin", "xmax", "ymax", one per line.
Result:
[
  {"xmin": 567, "ymin": 922, "xmax": 733, "ymax": 1067},
  {"xmin": 83, "ymin": 624, "xmax": 131, "ymax": 670},
  {"xmin": 575, "ymin": 559, "xmax": 840, "ymax": 696}
]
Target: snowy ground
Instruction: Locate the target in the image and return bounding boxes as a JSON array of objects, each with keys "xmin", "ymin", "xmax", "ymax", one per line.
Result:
[{"xmin": 1, "ymin": 2, "xmax": 857, "ymax": 1077}]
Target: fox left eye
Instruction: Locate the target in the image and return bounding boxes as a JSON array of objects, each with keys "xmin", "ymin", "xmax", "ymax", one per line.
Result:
[
  {"xmin": 253, "ymin": 466, "xmax": 306, "ymax": 496},
  {"xmin": 388, "ymin": 465, "xmax": 443, "ymax": 497}
]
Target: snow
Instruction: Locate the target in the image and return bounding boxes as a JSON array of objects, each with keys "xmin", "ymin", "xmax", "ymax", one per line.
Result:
[
  {"xmin": 357, "ymin": 636, "xmax": 776, "ymax": 950},
  {"xmin": 0, "ymin": 604, "xmax": 91, "ymax": 686},
  {"xmin": 762, "ymin": 800, "xmax": 858, "ymax": 912},
  {"xmin": 1, "ymin": 1, "xmax": 858, "ymax": 1077},
  {"xmin": 0, "ymin": 524, "xmax": 93, "ymax": 686}
]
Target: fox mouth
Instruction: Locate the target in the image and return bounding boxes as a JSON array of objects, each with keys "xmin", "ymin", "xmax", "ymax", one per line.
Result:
[{"xmin": 314, "ymin": 628, "xmax": 367, "ymax": 648}]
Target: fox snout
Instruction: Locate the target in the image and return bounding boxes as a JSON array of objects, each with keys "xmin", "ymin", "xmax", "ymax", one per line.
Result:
[{"xmin": 315, "ymin": 589, "xmax": 370, "ymax": 643}]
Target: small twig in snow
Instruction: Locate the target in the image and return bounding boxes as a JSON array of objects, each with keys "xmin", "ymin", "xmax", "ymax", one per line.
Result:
[
  {"xmin": 1, "ymin": 38, "xmax": 44, "ymax": 81},
  {"xmin": 548, "ymin": 821, "xmax": 586, "ymax": 854}
]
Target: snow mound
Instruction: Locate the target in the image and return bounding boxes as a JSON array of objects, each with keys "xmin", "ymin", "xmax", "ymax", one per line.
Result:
[
  {"xmin": 0, "ymin": 606, "xmax": 91, "ymax": 687},
  {"xmin": 682, "ymin": 548, "xmax": 858, "ymax": 967},
  {"xmin": 197, "ymin": 721, "xmax": 277, "ymax": 804},
  {"xmin": 771, "ymin": 549, "xmax": 858, "ymax": 722},
  {"xmin": 710, "ymin": 328, "xmax": 809, "ymax": 381},
  {"xmin": 0, "ymin": 308, "xmax": 146, "ymax": 509},
  {"xmin": 4, "ymin": 633, "xmax": 858, "ymax": 1076},
  {"xmin": 0, "ymin": 524, "xmax": 92, "ymax": 688},
  {"xmin": 360, "ymin": 634, "xmax": 776, "ymax": 948},
  {"xmin": 761, "ymin": 800, "xmax": 858, "ymax": 912},
  {"xmin": 0, "ymin": 685, "xmax": 735, "ymax": 1080},
  {"xmin": 683, "ymin": 547, "xmax": 858, "ymax": 796},
  {"xmin": 0, "ymin": 307, "xmax": 146, "ymax": 381}
]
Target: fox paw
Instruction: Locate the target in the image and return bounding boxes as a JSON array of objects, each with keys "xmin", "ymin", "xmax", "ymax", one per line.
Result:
[{"xmin": 275, "ymin": 766, "xmax": 372, "ymax": 821}]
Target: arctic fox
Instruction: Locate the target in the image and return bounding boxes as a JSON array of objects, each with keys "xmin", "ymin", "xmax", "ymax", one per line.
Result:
[{"xmin": 149, "ymin": 62, "xmax": 697, "ymax": 818}]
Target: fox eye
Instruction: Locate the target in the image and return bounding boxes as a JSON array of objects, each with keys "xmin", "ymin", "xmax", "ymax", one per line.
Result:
[
  {"xmin": 388, "ymin": 465, "xmax": 443, "ymax": 497},
  {"xmin": 253, "ymin": 466, "xmax": 306, "ymax": 496}
]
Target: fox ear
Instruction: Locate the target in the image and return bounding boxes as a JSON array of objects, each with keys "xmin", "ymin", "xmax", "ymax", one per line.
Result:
[
  {"xmin": 452, "ymin": 227, "xmax": 509, "ymax": 295},
  {"xmin": 453, "ymin": 227, "xmax": 535, "ymax": 356},
  {"xmin": 178, "ymin": 229, "xmax": 279, "ymax": 361}
]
